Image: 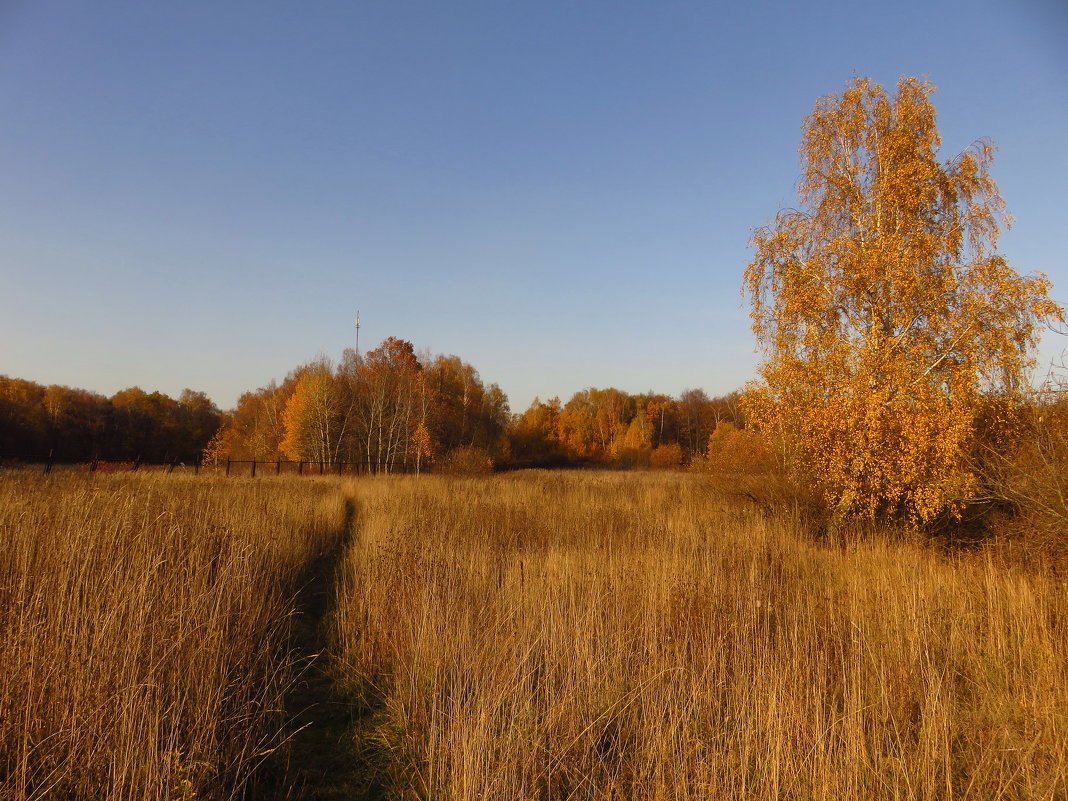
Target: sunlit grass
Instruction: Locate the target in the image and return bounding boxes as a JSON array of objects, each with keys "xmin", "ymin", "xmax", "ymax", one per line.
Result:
[
  {"xmin": 335, "ymin": 471, "xmax": 1068, "ymax": 799},
  {"xmin": 4, "ymin": 468, "xmax": 1064, "ymax": 799},
  {"xmin": 0, "ymin": 471, "xmax": 348, "ymax": 800}
]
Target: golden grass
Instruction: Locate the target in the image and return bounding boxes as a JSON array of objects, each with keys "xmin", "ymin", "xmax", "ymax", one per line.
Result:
[
  {"xmin": 335, "ymin": 471, "xmax": 1068, "ymax": 799},
  {"xmin": 4, "ymin": 468, "xmax": 1065, "ymax": 799},
  {"xmin": 0, "ymin": 471, "xmax": 348, "ymax": 800}
]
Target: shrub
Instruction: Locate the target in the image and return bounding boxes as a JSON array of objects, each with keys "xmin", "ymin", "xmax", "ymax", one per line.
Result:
[
  {"xmin": 693, "ymin": 423, "xmax": 823, "ymax": 522},
  {"xmin": 649, "ymin": 443, "xmax": 683, "ymax": 469},
  {"xmin": 437, "ymin": 445, "xmax": 494, "ymax": 475},
  {"xmin": 615, "ymin": 447, "xmax": 651, "ymax": 469},
  {"xmin": 704, "ymin": 422, "xmax": 778, "ymax": 475},
  {"xmin": 981, "ymin": 393, "xmax": 1068, "ymax": 567}
]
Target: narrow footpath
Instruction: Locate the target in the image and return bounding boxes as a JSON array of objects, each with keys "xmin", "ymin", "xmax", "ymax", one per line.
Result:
[{"xmin": 261, "ymin": 498, "xmax": 388, "ymax": 801}]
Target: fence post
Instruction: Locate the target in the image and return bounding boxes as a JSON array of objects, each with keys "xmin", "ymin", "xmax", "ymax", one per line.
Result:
[
  {"xmin": 45, "ymin": 449, "xmax": 53, "ymax": 475},
  {"xmin": 298, "ymin": 460, "xmax": 303, "ymax": 476},
  {"xmin": 318, "ymin": 461, "xmax": 323, "ymax": 475},
  {"xmin": 251, "ymin": 460, "xmax": 257, "ymax": 478},
  {"xmin": 226, "ymin": 458, "xmax": 231, "ymax": 476},
  {"xmin": 276, "ymin": 459, "xmax": 281, "ymax": 475},
  {"xmin": 168, "ymin": 458, "xmax": 176, "ymax": 474},
  {"xmin": 195, "ymin": 457, "xmax": 200, "ymax": 476}
]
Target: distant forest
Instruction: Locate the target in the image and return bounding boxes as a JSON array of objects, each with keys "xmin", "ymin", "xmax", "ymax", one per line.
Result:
[
  {"xmin": 0, "ymin": 337, "xmax": 741, "ymax": 470},
  {"xmin": 0, "ymin": 377, "xmax": 220, "ymax": 464}
]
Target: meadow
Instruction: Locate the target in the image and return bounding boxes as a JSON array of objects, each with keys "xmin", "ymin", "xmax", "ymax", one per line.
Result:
[
  {"xmin": 1, "ymin": 469, "xmax": 1066, "ymax": 799},
  {"xmin": 337, "ymin": 472, "xmax": 1068, "ymax": 800},
  {"xmin": 0, "ymin": 470, "xmax": 349, "ymax": 800}
]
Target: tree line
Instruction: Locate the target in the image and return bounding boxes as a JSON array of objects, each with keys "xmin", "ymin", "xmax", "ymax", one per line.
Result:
[
  {"xmin": 510, "ymin": 387, "xmax": 741, "ymax": 468},
  {"xmin": 205, "ymin": 337, "xmax": 510, "ymax": 473},
  {"xmin": 0, "ymin": 377, "xmax": 221, "ymax": 464},
  {"xmin": 206, "ymin": 336, "xmax": 743, "ymax": 472},
  {"xmin": 1, "ymin": 337, "xmax": 743, "ymax": 472}
]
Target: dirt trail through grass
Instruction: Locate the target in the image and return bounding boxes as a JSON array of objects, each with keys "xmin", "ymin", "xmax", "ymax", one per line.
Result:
[{"xmin": 261, "ymin": 496, "xmax": 388, "ymax": 801}]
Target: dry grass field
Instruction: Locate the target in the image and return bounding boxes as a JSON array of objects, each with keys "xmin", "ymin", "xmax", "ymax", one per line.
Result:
[
  {"xmin": 2, "ymin": 469, "xmax": 1066, "ymax": 800},
  {"xmin": 0, "ymin": 470, "xmax": 349, "ymax": 801},
  {"xmin": 336, "ymin": 472, "xmax": 1068, "ymax": 800}
]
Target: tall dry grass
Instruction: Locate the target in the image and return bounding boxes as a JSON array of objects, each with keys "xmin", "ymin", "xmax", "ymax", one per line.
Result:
[
  {"xmin": 335, "ymin": 471, "xmax": 1068, "ymax": 800},
  {"xmin": 0, "ymin": 471, "xmax": 348, "ymax": 801}
]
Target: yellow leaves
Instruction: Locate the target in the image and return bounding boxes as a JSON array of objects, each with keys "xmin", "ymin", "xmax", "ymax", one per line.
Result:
[
  {"xmin": 280, "ymin": 367, "xmax": 338, "ymax": 462},
  {"xmin": 167, "ymin": 750, "xmax": 201, "ymax": 801},
  {"xmin": 706, "ymin": 421, "xmax": 778, "ymax": 476},
  {"xmin": 618, "ymin": 413, "xmax": 652, "ymax": 454},
  {"xmin": 410, "ymin": 423, "xmax": 434, "ymax": 460},
  {"xmin": 279, "ymin": 379, "xmax": 311, "ymax": 460},
  {"xmin": 409, "ymin": 422, "xmax": 434, "ymax": 475},
  {"xmin": 744, "ymin": 76, "xmax": 1064, "ymax": 525}
]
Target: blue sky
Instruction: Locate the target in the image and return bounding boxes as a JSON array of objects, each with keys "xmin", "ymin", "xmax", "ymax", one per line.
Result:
[{"xmin": 1, "ymin": 0, "xmax": 1066, "ymax": 412}]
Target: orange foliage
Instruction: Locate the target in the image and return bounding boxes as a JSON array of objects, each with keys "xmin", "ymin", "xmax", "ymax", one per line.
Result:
[
  {"xmin": 410, "ymin": 423, "xmax": 434, "ymax": 475},
  {"xmin": 705, "ymin": 422, "xmax": 777, "ymax": 475},
  {"xmin": 0, "ymin": 376, "xmax": 221, "ymax": 463},
  {"xmin": 205, "ymin": 338, "xmax": 509, "ymax": 473},
  {"xmin": 280, "ymin": 365, "xmax": 342, "ymax": 463},
  {"xmin": 649, "ymin": 443, "xmax": 683, "ymax": 469},
  {"xmin": 744, "ymin": 77, "xmax": 1064, "ymax": 524}
]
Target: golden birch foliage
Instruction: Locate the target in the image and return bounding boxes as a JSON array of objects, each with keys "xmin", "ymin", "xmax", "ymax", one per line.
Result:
[
  {"xmin": 620, "ymin": 411, "xmax": 652, "ymax": 453},
  {"xmin": 706, "ymin": 421, "xmax": 778, "ymax": 476},
  {"xmin": 279, "ymin": 378, "xmax": 312, "ymax": 460},
  {"xmin": 410, "ymin": 422, "xmax": 434, "ymax": 474},
  {"xmin": 279, "ymin": 369, "xmax": 338, "ymax": 462},
  {"xmin": 744, "ymin": 76, "xmax": 1063, "ymax": 524}
]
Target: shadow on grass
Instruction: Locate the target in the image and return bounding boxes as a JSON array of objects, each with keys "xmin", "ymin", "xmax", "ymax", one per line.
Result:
[{"xmin": 252, "ymin": 498, "xmax": 392, "ymax": 801}]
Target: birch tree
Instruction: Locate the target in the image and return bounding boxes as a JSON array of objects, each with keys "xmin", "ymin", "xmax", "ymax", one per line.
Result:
[{"xmin": 744, "ymin": 76, "xmax": 1063, "ymax": 524}]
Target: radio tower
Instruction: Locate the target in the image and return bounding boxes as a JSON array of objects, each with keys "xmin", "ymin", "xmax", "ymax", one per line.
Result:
[{"xmin": 355, "ymin": 310, "xmax": 361, "ymax": 357}]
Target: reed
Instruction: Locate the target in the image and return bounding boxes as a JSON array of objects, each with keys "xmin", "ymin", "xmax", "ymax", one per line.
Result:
[
  {"xmin": 335, "ymin": 471, "xmax": 1068, "ymax": 799},
  {"xmin": 0, "ymin": 471, "xmax": 348, "ymax": 801}
]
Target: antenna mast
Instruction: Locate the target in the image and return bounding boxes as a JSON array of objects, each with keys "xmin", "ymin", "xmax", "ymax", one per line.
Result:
[{"xmin": 355, "ymin": 310, "xmax": 361, "ymax": 356}]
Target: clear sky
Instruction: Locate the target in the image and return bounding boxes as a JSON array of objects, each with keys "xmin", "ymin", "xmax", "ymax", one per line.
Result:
[{"xmin": 1, "ymin": 0, "xmax": 1066, "ymax": 412}]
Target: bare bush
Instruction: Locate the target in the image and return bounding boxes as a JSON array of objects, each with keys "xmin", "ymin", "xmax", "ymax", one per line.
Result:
[
  {"xmin": 436, "ymin": 445, "xmax": 494, "ymax": 475},
  {"xmin": 980, "ymin": 385, "xmax": 1068, "ymax": 568}
]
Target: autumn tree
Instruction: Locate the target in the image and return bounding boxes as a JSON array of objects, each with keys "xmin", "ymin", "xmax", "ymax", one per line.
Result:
[
  {"xmin": 280, "ymin": 361, "xmax": 349, "ymax": 464},
  {"xmin": 217, "ymin": 377, "xmax": 298, "ymax": 461},
  {"xmin": 509, "ymin": 396, "xmax": 566, "ymax": 466},
  {"xmin": 616, "ymin": 412, "xmax": 652, "ymax": 466},
  {"xmin": 637, "ymin": 393, "xmax": 678, "ymax": 448},
  {"xmin": 354, "ymin": 337, "xmax": 425, "ymax": 473},
  {"xmin": 177, "ymin": 390, "xmax": 222, "ymax": 454},
  {"xmin": 203, "ymin": 337, "xmax": 511, "ymax": 473},
  {"xmin": 0, "ymin": 376, "xmax": 220, "ymax": 462},
  {"xmin": 744, "ymin": 76, "xmax": 1063, "ymax": 524},
  {"xmin": 410, "ymin": 422, "xmax": 433, "ymax": 475},
  {"xmin": 555, "ymin": 388, "xmax": 635, "ymax": 460},
  {"xmin": 424, "ymin": 355, "xmax": 510, "ymax": 459},
  {"xmin": 675, "ymin": 389, "xmax": 715, "ymax": 459}
]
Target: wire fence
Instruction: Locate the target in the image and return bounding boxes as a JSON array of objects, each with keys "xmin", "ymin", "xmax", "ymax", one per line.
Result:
[{"xmin": 221, "ymin": 459, "xmax": 376, "ymax": 477}]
